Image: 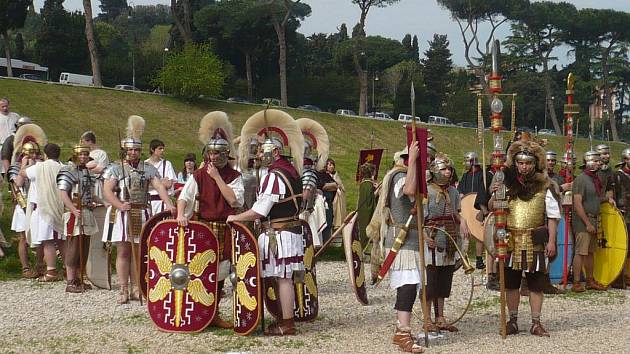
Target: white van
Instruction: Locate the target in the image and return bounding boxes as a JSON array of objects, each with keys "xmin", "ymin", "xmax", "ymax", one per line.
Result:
[
  {"xmin": 59, "ymin": 72, "xmax": 94, "ymax": 86},
  {"xmin": 398, "ymin": 114, "xmax": 422, "ymax": 122},
  {"xmin": 427, "ymin": 115, "xmax": 453, "ymax": 125},
  {"xmin": 336, "ymin": 109, "xmax": 356, "ymax": 116}
]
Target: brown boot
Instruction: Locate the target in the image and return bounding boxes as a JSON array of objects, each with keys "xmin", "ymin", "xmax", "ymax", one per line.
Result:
[
  {"xmin": 505, "ymin": 318, "xmax": 519, "ymax": 335},
  {"xmin": 393, "ymin": 326, "xmax": 424, "ymax": 353},
  {"xmin": 571, "ymin": 282, "xmax": 585, "ymax": 293},
  {"xmin": 65, "ymin": 279, "xmax": 85, "ymax": 293},
  {"xmin": 530, "ymin": 321, "xmax": 550, "ymax": 337},
  {"xmin": 586, "ymin": 279, "xmax": 607, "ymax": 291},
  {"xmin": 264, "ymin": 318, "xmax": 296, "ymax": 336},
  {"xmin": 210, "ymin": 315, "xmax": 233, "ymax": 329}
]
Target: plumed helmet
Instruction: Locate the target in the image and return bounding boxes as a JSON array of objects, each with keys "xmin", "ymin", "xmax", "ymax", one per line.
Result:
[
  {"xmin": 13, "ymin": 123, "xmax": 47, "ymax": 164},
  {"xmin": 238, "ymin": 109, "xmax": 304, "ymax": 173},
  {"xmin": 121, "ymin": 115, "xmax": 145, "ymax": 149},
  {"xmin": 296, "ymin": 118, "xmax": 329, "ymax": 171},
  {"xmin": 198, "ymin": 111, "xmax": 235, "ymax": 168}
]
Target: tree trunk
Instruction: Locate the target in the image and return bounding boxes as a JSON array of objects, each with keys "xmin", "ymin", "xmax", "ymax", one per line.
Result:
[
  {"xmin": 2, "ymin": 32, "xmax": 13, "ymax": 77},
  {"xmin": 352, "ymin": 51, "xmax": 367, "ymax": 116},
  {"xmin": 541, "ymin": 60, "xmax": 561, "ymax": 134},
  {"xmin": 273, "ymin": 22, "xmax": 288, "ymax": 107},
  {"xmin": 170, "ymin": 0, "xmax": 193, "ymax": 44},
  {"xmin": 601, "ymin": 45, "xmax": 619, "ymax": 141},
  {"xmin": 83, "ymin": 0, "xmax": 102, "ymax": 86},
  {"xmin": 245, "ymin": 51, "xmax": 253, "ymax": 102}
]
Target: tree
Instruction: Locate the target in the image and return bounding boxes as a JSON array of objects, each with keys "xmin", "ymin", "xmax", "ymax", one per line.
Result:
[
  {"xmin": 83, "ymin": 0, "xmax": 102, "ymax": 86},
  {"xmin": 259, "ymin": 0, "xmax": 311, "ymax": 107},
  {"xmin": 350, "ymin": 0, "xmax": 401, "ymax": 116},
  {"xmin": 436, "ymin": 0, "xmax": 526, "ymax": 99},
  {"xmin": 171, "ymin": 0, "xmax": 194, "ymax": 44},
  {"xmin": 154, "ymin": 43, "xmax": 225, "ymax": 100},
  {"xmin": 411, "ymin": 35, "xmax": 419, "ymax": 63},
  {"xmin": 338, "ymin": 23, "xmax": 349, "ymax": 41},
  {"xmin": 0, "ymin": 0, "xmax": 29, "ymax": 77},
  {"xmin": 422, "ymin": 34, "xmax": 453, "ymax": 115},
  {"xmin": 99, "ymin": 0, "xmax": 128, "ymax": 21},
  {"xmin": 505, "ymin": 1, "xmax": 577, "ymax": 135},
  {"xmin": 14, "ymin": 32, "xmax": 24, "ymax": 59}
]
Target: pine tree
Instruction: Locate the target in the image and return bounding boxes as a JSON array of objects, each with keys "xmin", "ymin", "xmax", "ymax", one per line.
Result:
[
  {"xmin": 99, "ymin": 0, "xmax": 128, "ymax": 21},
  {"xmin": 421, "ymin": 34, "xmax": 452, "ymax": 115},
  {"xmin": 411, "ymin": 35, "xmax": 419, "ymax": 63}
]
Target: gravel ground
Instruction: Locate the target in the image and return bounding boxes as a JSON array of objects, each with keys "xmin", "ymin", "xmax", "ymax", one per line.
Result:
[{"xmin": 1, "ymin": 261, "xmax": 629, "ymax": 354}]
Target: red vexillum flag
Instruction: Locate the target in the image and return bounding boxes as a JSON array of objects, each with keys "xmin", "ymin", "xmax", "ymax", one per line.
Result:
[
  {"xmin": 355, "ymin": 148, "xmax": 384, "ymax": 182},
  {"xmin": 405, "ymin": 125, "xmax": 428, "ymax": 196}
]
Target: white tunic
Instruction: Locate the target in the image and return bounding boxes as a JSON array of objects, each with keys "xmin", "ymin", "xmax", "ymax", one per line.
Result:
[
  {"xmin": 146, "ymin": 158, "xmax": 176, "ymax": 215},
  {"xmin": 26, "ymin": 163, "xmax": 64, "ymax": 245},
  {"xmin": 252, "ymin": 171, "xmax": 304, "ymax": 279}
]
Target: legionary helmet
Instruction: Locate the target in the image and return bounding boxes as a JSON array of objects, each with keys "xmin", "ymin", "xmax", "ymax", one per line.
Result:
[
  {"xmin": 505, "ymin": 135, "xmax": 546, "ymax": 172},
  {"xmin": 13, "ymin": 123, "xmax": 47, "ymax": 164},
  {"xmin": 560, "ymin": 150, "xmax": 577, "ymax": 168},
  {"xmin": 297, "ymin": 118, "xmax": 329, "ymax": 171},
  {"xmin": 238, "ymin": 109, "xmax": 304, "ymax": 173},
  {"xmin": 198, "ymin": 111, "xmax": 235, "ymax": 169},
  {"xmin": 595, "ymin": 144, "xmax": 610, "ymax": 155},
  {"xmin": 615, "ymin": 148, "xmax": 630, "ymax": 168},
  {"xmin": 581, "ymin": 150, "xmax": 601, "ymax": 172},
  {"xmin": 120, "ymin": 115, "xmax": 145, "ymax": 150},
  {"xmin": 72, "ymin": 143, "xmax": 91, "ymax": 165},
  {"xmin": 545, "ymin": 151, "xmax": 557, "ymax": 161},
  {"xmin": 430, "ymin": 153, "xmax": 454, "ymax": 185},
  {"xmin": 16, "ymin": 116, "xmax": 32, "ymax": 128},
  {"xmin": 463, "ymin": 151, "xmax": 479, "ymax": 170}
]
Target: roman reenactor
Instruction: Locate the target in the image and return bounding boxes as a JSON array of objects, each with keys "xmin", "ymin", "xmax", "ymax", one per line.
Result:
[
  {"xmin": 57, "ymin": 143, "xmax": 101, "ymax": 292},
  {"xmin": 595, "ymin": 144, "xmax": 615, "ymax": 198},
  {"xmin": 227, "ymin": 109, "xmax": 305, "ymax": 336},
  {"xmin": 102, "ymin": 115, "xmax": 175, "ymax": 304},
  {"xmin": 145, "ymin": 139, "xmax": 177, "ymax": 215},
  {"xmin": 488, "ymin": 135, "xmax": 561, "ymax": 337},
  {"xmin": 176, "ymin": 111, "xmax": 244, "ymax": 328},
  {"xmin": 611, "ymin": 148, "xmax": 630, "ymax": 288},
  {"xmin": 20, "ymin": 143, "xmax": 65, "ymax": 282},
  {"xmin": 8, "ymin": 122, "xmax": 45, "ymax": 278}
]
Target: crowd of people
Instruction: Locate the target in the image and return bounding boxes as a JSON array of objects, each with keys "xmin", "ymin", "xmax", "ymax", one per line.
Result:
[{"xmin": 1, "ymin": 95, "xmax": 629, "ymax": 351}]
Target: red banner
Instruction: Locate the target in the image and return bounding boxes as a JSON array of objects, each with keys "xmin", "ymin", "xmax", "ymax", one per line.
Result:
[
  {"xmin": 355, "ymin": 149, "xmax": 384, "ymax": 182},
  {"xmin": 405, "ymin": 126, "xmax": 428, "ymax": 196}
]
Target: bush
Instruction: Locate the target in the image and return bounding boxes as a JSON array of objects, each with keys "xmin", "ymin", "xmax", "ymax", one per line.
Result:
[{"xmin": 154, "ymin": 43, "xmax": 225, "ymax": 100}]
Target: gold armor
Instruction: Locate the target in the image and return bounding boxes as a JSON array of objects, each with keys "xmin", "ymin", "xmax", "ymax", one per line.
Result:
[{"xmin": 506, "ymin": 189, "xmax": 546, "ymax": 270}]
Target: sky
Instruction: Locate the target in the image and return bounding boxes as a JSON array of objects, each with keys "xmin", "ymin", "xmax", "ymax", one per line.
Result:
[{"xmin": 32, "ymin": 0, "xmax": 630, "ymax": 67}]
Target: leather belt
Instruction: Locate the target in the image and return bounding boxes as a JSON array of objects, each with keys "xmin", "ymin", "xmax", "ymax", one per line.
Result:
[
  {"xmin": 263, "ymin": 219, "xmax": 302, "ymax": 231},
  {"xmin": 148, "ymin": 195, "xmax": 161, "ymax": 201}
]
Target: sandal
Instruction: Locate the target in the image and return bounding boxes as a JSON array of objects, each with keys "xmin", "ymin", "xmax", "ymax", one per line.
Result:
[
  {"xmin": 65, "ymin": 279, "xmax": 85, "ymax": 293},
  {"xmin": 264, "ymin": 319, "xmax": 296, "ymax": 336},
  {"xmin": 22, "ymin": 267, "xmax": 39, "ymax": 279},
  {"xmin": 38, "ymin": 269, "xmax": 61, "ymax": 282},
  {"xmin": 530, "ymin": 321, "xmax": 550, "ymax": 337},
  {"xmin": 210, "ymin": 315, "xmax": 233, "ymax": 329},
  {"xmin": 505, "ymin": 318, "xmax": 519, "ymax": 335},
  {"xmin": 437, "ymin": 322, "xmax": 459, "ymax": 332},
  {"xmin": 118, "ymin": 286, "xmax": 130, "ymax": 305},
  {"xmin": 393, "ymin": 327, "xmax": 424, "ymax": 353}
]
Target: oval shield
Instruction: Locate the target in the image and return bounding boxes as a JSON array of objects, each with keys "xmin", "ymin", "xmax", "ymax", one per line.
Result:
[
  {"xmin": 147, "ymin": 220, "xmax": 219, "ymax": 333},
  {"xmin": 343, "ymin": 213, "xmax": 368, "ymax": 305},
  {"xmin": 230, "ymin": 222, "xmax": 262, "ymax": 336},
  {"xmin": 594, "ymin": 202, "xmax": 628, "ymax": 286}
]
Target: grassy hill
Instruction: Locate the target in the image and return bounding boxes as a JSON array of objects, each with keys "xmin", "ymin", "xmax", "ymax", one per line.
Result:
[{"xmin": 0, "ymin": 78, "xmax": 626, "ymax": 277}]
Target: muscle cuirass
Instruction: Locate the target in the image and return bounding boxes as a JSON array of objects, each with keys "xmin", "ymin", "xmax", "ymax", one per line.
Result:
[{"xmin": 507, "ymin": 189, "xmax": 546, "ymax": 229}]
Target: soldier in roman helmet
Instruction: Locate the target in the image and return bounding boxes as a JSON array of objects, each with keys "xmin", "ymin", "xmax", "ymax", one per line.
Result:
[
  {"xmin": 176, "ymin": 111, "xmax": 244, "ymax": 328},
  {"xmin": 595, "ymin": 144, "xmax": 615, "ymax": 197},
  {"xmin": 9, "ymin": 122, "xmax": 45, "ymax": 278},
  {"xmin": 228, "ymin": 109, "xmax": 305, "ymax": 336},
  {"xmin": 612, "ymin": 148, "xmax": 630, "ymax": 288},
  {"xmin": 102, "ymin": 115, "xmax": 175, "ymax": 304},
  {"xmin": 57, "ymin": 143, "xmax": 101, "ymax": 293},
  {"xmin": 488, "ymin": 136, "xmax": 561, "ymax": 336},
  {"xmin": 296, "ymin": 118, "xmax": 329, "ymax": 247}
]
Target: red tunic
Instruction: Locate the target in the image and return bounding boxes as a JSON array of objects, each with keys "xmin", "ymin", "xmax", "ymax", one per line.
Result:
[{"xmin": 193, "ymin": 165, "xmax": 241, "ymax": 221}]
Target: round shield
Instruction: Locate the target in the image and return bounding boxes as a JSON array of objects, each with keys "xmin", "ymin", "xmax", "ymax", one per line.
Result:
[
  {"xmin": 147, "ymin": 220, "xmax": 219, "ymax": 333},
  {"xmin": 342, "ymin": 212, "xmax": 368, "ymax": 305},
  {"xmin": 461, "ymin": 193, "xmax": 484, "ymax": 242},
  {"xmin": 593, "ymin": 202, "xmax": 628, "ymax": 286}
]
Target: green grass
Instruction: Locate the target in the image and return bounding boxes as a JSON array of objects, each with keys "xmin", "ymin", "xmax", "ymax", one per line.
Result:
[{"xmin": 1, "ymin": 78, "xmax": 627, "ymax": 277}]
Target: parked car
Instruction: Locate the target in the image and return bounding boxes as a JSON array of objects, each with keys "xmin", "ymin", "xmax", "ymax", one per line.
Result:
[
  {"xmin": 456, "ymin": 122, "xmax": 476, "ymax": 129},
  {"xmin": 538, "ymin": 128, "xmax": 556, "ymax": 136},
  {"xmin": 114, "ymin": 84, "xmax": 138, "ymax": 91},
  {"xmin": 427, "ymin": 115, "xmax": 454, "ymax": 125},
  {"xmin": 59, "ymin": 72, "xmax": 93, "ymax": 86},
  {"xmin": 366, "ymin": 112, "xmax": 392, "ymax": 120},
  {"xmin": 297, "ymin": 104, "xmax": 322, "ymax": 112},
  {"xmin": 227, "ymin": 96, "xmax": 249, "ymax": 103},
  {"xmin": 262, "ymin": 98, "xmax": 281, "ymax": 106},
  {"xmin": 398, "ymin": 114, "xmax": 422, "ymax": 122},
  {"xmin": 18, "ymin": 73, "xmax": 44, "ymax": 81},
  {"xmin": 336, "ymin": 109, "xmax": 356, "ymax": 116}
]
